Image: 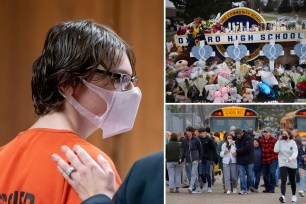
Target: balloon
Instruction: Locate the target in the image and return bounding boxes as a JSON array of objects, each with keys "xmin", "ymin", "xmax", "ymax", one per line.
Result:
[{"xmin": 258, "ymin": 82, "xmax": 276, "ymax": 100}]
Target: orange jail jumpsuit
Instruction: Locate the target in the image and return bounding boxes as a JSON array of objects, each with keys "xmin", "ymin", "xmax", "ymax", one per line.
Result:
[{"xmin": 0, "ymin": 128, "xmax": 121, "ymax": 204}]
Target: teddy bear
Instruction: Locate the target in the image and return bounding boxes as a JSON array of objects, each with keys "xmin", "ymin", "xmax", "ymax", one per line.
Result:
[
  {"xmin": 220, "ymin": 86, "xmax": 230, "ymax": 102},
  {"xmin": 175, "ymin": 60, "xmax": 188, "ymax": 69},
  {"xmin": 212, "ymin": 90, "xmax": 224, "ymax": 103},
  {"xmin": 251, "ymin": 80, "xmax": 260, "ymax": 98},
  {"xmin": 243, "ymin": 88, "xmax": 254, "ymax": 102},
  {"xmin": 229, "ymin": 87, "xmax": 243, "ymax": 103},
  {"xmin": 205, "ymin": 84, "xmax": 220, "ymax": 102}
]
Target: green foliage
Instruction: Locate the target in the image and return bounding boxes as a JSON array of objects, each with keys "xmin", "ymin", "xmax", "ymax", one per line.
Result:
[
  {"xmin": 170, "ymin": 0, "xmax": 232, "ymax": 22},
  {"xmin": 244, "ymin": 0, "xmax": 262, "ymax": 12},
  {"xmin": 278, "ymin": 0, "xmax": 292, "ymax": 13},
  {"xmin": 168, "ymin": 105, "xmax": 182, "ymax": 113},
  {"xmin": 301, "ymin": 2, "xmax": 306, "ymax": 11},
  {"xmin": 263, "ymin": 0, "xmax": 277, "ymax": 12}
]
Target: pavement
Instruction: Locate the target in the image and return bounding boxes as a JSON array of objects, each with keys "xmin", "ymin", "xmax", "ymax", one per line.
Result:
[{"xmin": 166, "ymin": 175, "xmax": 306, "ymax": 204}]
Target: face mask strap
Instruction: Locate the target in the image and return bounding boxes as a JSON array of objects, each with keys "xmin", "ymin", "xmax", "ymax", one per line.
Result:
[{"xmin": 59, "ymin": 89, "xmax": 100, "ymax": 122}]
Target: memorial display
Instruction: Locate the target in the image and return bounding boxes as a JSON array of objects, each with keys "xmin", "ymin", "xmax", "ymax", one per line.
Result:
[{"xmin": 166, "ymin": 7, "xmax": 306, "ymax": 103}]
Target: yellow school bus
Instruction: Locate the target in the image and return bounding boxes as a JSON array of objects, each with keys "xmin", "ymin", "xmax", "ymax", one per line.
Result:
[
  {"xmin": 209, "ymin": 106, "xmax": 259, "ymax": 139},
  {"xmin": 280, "ymin": 109, "xmax": 306, "ymax": 136}
]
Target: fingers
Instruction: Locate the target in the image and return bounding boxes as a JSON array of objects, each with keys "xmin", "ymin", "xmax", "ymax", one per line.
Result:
[
  {"xmin": 52, "ymin": 153, "xmax": 74, "ymax": 183},
  {"xmin": 96, "ymin": 154, "xmax": 112, "ymax": 174},
  {"xmin": 73, "ymin": 145, "xmax": 97, "ymax": 168},
  {"xmin": 61, "ymin": 145, "xmax": 85, "ymax": 171}
]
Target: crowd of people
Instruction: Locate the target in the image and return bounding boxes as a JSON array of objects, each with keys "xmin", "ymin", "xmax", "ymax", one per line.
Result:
[{"xmin": 165, "ymin": 126, "xmax": 306, "ymax": 203}]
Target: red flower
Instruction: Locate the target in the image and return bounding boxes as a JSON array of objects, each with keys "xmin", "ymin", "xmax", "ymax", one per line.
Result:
[{"xmin": 297, "ymin": 81, "xmax": 306, "ymax": 95}]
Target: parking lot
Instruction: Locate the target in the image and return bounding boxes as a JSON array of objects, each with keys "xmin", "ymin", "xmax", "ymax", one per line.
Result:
[{"xmin": 166, "ymin": 175, "xmax": 306, "ymax": 204}]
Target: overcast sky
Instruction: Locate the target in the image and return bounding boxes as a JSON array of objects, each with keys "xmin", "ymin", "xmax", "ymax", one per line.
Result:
[{"xmin": 166, "ymin": 0, "xmax": 175, "ymax": 8}]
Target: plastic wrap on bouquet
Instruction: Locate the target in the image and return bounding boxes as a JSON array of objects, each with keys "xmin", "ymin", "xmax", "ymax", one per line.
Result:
[
  {"xmin": 258, "ymin": 82, "xmax": 276, "ymax": 99},
  {"xmin": 259, "ymin": 71, "xmax": 278, "ymax": 87},
  {"xmin": 289, "ymin": 71, "xmax": 302, "ymax": 87},
  {"xmin": 176, "ymin": 78, "xmax": 193, "ymax": 97},
  {"xmin": 193, "ymin": 73, "xmax": 208, "ymax": 96},
  {"xmin": 240, "ymin": 64, "xmax": 251, "ymax": 77},
  {"xmin": 218, "ymin": 75, "xmax": 230, "ymax": 87},
  {"xmin": 190, "ymin": 67, "xmax": 204, "ymax": 79},
  {"xmin": 217, "ymin": 62, "xmax": 231, "ymax": 78},
  {"xmin": 280, "ymin": 75, "xmax": 292, "ymax": 88},
  {"xmin": 251, "ymin": 80, "xmax": 260, "ymax": 98}
]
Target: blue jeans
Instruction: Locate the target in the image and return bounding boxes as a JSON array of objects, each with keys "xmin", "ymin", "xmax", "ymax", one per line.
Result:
[
  {"xmin": 185, "ymin": 163, "xmax": 191, "ymax": 183},
  {"xmin": 237, "ymin": 163, "xmax": 254, "ymax": 191},
  {"xmin": 262, "ymin": 159, "xmax": 278, "ymax": 191},
  {"xmin": 253, "ymin": 169, "xmax": 261, "ymax": 189},
  {"xmin": 296, "ymin": 168, "xmax": 300, "ymax": 183},
  {"xmin": 275, "ymin": 164, "xmax": 280, "ymax": 186},
  {"xmin": 186, "ymin": 161, "xmax": 199, "ymax": 190},
  {"xmin": 199, "ymin": 159, "xmax": 212, "ymax": 188},
  {"xmin": 300, "ymin": 169, "xmax": 306, "ymax": 192},
  {"xmin": 167, "ymin": 162, "xmax": 182, "ymax": 189}
]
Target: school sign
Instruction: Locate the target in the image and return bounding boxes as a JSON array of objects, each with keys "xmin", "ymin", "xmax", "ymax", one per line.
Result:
[{"xmin": 174, "ymin": 7, "xmax": 305, "ymax": 61}]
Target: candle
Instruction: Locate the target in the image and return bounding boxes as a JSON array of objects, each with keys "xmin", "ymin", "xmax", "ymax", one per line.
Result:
[
  {"xmin": 246, "ymin": 21, "xmax": 249, "ymax": 31},
  {"xmin": 232, "ymin": 22, "xmax": 235, "ymax": 32},
  {"xmin": 240, "ymin": 22, "xmax": 243, "ymax": 32},
  {"xmin": 228, "ymin": 22, "xmax": 231, "ymax": 31}
]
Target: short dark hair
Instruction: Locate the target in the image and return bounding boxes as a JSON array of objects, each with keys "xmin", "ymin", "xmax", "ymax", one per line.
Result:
[
  {"xmin": 234, "ymin": 128, "xmax": 243, "ymax": 136},
  {"xmin": 198, "ymin": 127, "xmax": 205, "ymax": 133},
  {"xmin": 205, "ymin": 127, "xmax": 210, "ymax": 133},
  {"xmin": 186, "ymin": 126, "xmax": 194, "ymax": 133},
  {"xmin": 170, "ymin": 133, "xmax": 178, "ymax": 141},
  {"xmin": 32, "ymin": 20, "xmax": 135, "ymax": 116}
]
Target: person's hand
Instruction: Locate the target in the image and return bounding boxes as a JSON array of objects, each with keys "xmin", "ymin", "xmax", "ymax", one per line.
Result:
[
  {"xmin": 304, "ymin": 158, "xmax": 306, "ymax": 162},
  {"xmin": 198, "ymin": 160, "xmax": 202, "ymax": 163},
  {"xmin": 232, "ymin": 151, "xmax": 237, "ymax": 157},
  {"xmin": 288, "ymin": 158, "xmax": 292, "ymax": 162},
  {"xmin": 52, "ymin": 145, "xmax": 116, "ymax": 201}
]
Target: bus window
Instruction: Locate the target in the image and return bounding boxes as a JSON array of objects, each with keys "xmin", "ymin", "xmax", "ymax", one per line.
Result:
[
  {"xmin": 211, "ymin": 118, "xmax": 257, "ymax": 132},
  {"xmin": 297, "ymin": 117, "xmax": 306, "ymax": 132}
]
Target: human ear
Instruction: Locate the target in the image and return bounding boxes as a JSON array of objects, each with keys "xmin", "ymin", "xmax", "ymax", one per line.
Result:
[{"xmin": 59, "ymin": 84, "xmax": 74, "ymax": 96}]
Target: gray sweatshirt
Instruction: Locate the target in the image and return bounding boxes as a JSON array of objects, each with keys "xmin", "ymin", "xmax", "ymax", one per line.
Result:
[{"xmin": 274, "ymin": 139, "xmax": 298, "ymax": 169}]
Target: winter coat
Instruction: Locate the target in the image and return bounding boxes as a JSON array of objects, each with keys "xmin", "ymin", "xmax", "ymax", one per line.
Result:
[{"xmin": 179, "ymin": 136, "xmax": 203, "ymax": 163}]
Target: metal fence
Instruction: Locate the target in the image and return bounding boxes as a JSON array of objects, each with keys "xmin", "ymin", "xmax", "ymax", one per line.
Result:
[{"xmin": 166, "ymin": 111, "xmax": 198, "ymax": 133}]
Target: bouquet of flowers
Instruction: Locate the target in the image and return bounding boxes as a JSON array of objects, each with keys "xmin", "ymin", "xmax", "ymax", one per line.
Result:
[{"xmin": 296, "ymin": 75, "xmax": 306, "ymax": 97}]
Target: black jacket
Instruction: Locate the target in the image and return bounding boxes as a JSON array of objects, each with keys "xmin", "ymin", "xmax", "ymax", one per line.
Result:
[
  {"xmin": 166, "ymin": 141, "xmax": 181, "ymax": 162},
  {"xmin": 180, "ymin": 136, "xmax": 203, "ymax": 162},
  {"xmin": 82, "ymin": 151, "xmax": 164, "ymax": 204},
  {"xmin": 199, "ymin": 136, "xmax": 217, "ymax": 161},
  {"xmin": 235, "ymin": 133, "xmax": 254, "ymax": 165}
]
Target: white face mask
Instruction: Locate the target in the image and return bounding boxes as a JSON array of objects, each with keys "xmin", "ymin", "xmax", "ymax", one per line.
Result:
[{"xmin": 60, "ymin": 79, "xmax": 142, "ymax": 138}]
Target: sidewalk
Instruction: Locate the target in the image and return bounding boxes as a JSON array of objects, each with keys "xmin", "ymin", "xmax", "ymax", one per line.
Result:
[{"xmin": 166, "ymin": 175, "xmax": 305, "ymax": 204}]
